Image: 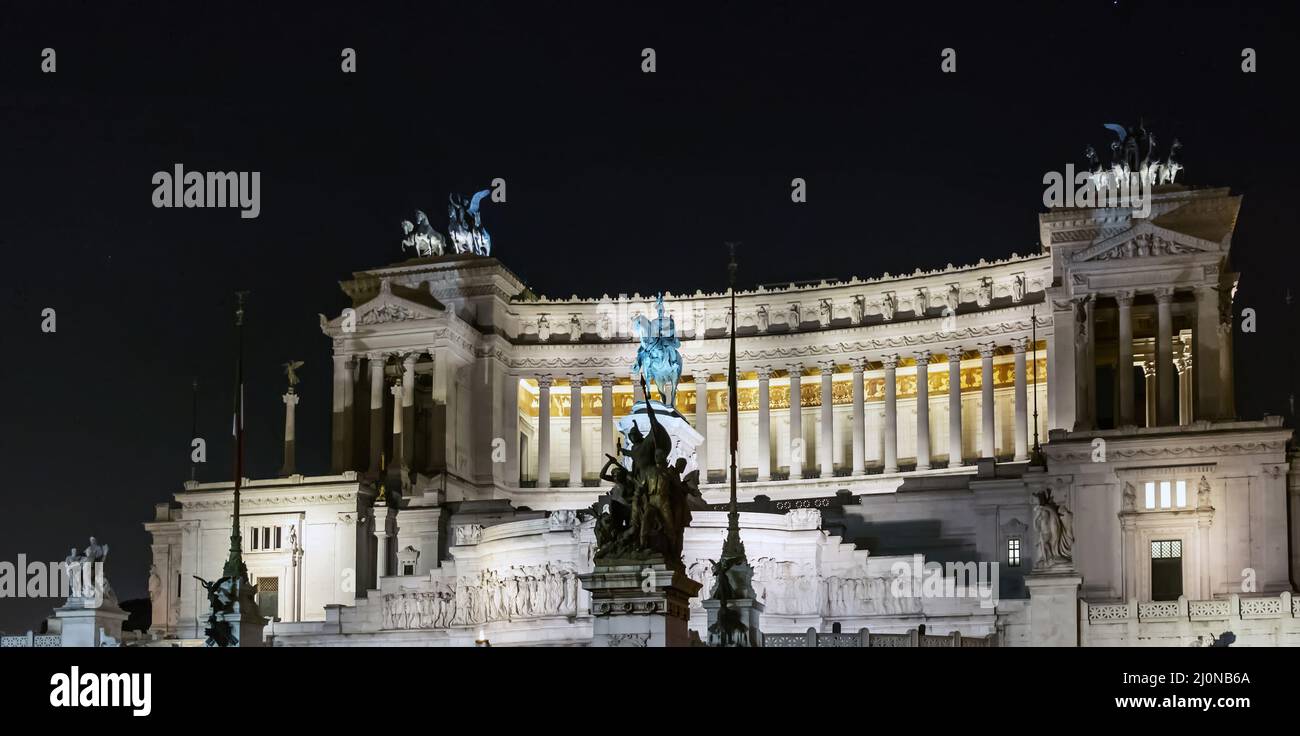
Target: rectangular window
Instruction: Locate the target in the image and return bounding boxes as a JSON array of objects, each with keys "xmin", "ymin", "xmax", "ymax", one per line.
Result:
[
  {"xmin": 250, "ymin": 527, "xmax": 259, "ymax": 550},
  {"xmin": 1144, "ymin": 481, "xmax": 1156, "ymax": 510},
  {"xmin": 263, "ymin": 527, "xmax": 272, "ymax": 549},
  {"xmin": 1150, "ymin": 539, "xmax": 1183, "ymax": 601},
  {"xmin": 1159, "ymin": 481, "xmax": 1172, "ymax": 509},
  {"xmin": 1175, "ymin": 480, "xmax": 1187, "ymax": 508},
  {"xmin": 274, "ymin": 526, "xmax": 283, "ymax": 550},
  {"xmin": 1007, "ymin": 537, "xmax": 1021, "ymax": 568}
]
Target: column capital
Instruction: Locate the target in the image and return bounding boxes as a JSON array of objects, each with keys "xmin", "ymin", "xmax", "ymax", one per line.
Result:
[
  {"xmin": 389, "ymin": 383, "xmax": 402, "ymax": 398},
  {"xmin": 913, "ymin": 350, "xmax": 931, "ymax": 365},
  {"xmin": 1153, "ymin": 287, "xmax": 1174, "ymax": 304},
  {"xmin": 849, "ymin": 357, "xmax": 867, "ymax": 373},
  {"xmin": 1114, "ymin": 290, "xmax": 1135, "ymax": 307},
  {"xmin": 283, "ymin": 392, "xmax": 300, "ymax": 406},
  {"xmin": 881, "ymin": 354, "xmax": 899, "ymax": 370},
  {"xmin": 786, "ymin": 363, "xmax": 804, "ymax": 376},
  {"xmin": 1142, "ymin": 360, "xmax": 1156, "ymax": 379},
  {"xmin": 978, "ymin": 342, "xmax": 997, "ymax": 359},
  {"xmin": 755, "ymin": 365, "xmax": 773, "ymax": 380},
  {"xmin": 947, "ymin": 346, "xmax": 964, "ymax": 363},
  {"xmin": 818, "ymin": 361, "xmax": 835, "ymax": 375},
  {"xmin": 1010, "ymin": 337, "xmax": 1028, "ymax": 354},
  {"xmin": 401, "ymin": 352, "xmax": 418, "ymax": 369},
  {"xmin": 367, "ymin": 351, "xmax": 387, "ymax": 363},
  {"xmin": 692, "ymin": 372, "xmax": 709, "ymax": 386},
  {"xmin": 536, "ymin": 374, "xmax": 554, "ymax": 389},
  {"xmin": 600, "ymin": 373, "xmax": 619, "ymax": 388},
  {"xmin": 565, "ymin": 372, "xmax": 585, "ymax": 386}
]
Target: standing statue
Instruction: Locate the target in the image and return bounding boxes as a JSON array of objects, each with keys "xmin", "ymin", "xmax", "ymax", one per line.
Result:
[
  {"xmin": 448, "ymin": 190, "xmax": 493, "ymax": 256},
  {"xmin": 631, "ymin": 294, "xmax": 682, "ymax": 408},
  {"xmin": 283, "ymin": 360, "xmax": 304, "ymax": 388},
  {"xmin": 84, "ymin": 536, "xmax": 109, "ymax": 563},
  {"xmin": 1032, "ymin": 489, "xmax": 1074, "ymax": 569}
]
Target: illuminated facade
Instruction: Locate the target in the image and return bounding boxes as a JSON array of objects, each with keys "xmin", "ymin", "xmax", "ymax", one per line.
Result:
[{"xmin": 143, "ymin": 183, "xmax": 1300, "ymax": 646}]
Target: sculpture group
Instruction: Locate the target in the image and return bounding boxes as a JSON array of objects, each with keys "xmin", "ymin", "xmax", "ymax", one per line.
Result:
[
  {"xmin": 591, "ymin": 378, "xmax": 698, "ymax": 570},
  {"xmin": 400, "ymin": 189, "xmax": 494, "ymax": 257},
  {"xmin": 381, "ymin": 563, "xmax": 581, "ymax": 630}
]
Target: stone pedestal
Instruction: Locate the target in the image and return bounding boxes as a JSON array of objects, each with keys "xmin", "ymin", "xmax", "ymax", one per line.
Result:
[
  {"xmin": 702, "ymin": 597, "xmax": 764, "ymax": 647},
  {"xmin": 580, "ymin": 559, "xmax": 701, "ymax": 647},
  {"xmin": 1024, "ymin": 570, "xmax": 1082, "ymax": 647},
  {"xmin": 212, "ymin": 577, "xmax": 267, "ymax": 647},
  {"xmin": 54, "ymin": 588, "xmax": 129, "ymax": 647}
]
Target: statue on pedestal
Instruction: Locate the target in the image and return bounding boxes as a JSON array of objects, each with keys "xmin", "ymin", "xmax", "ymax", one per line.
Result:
[
  {"xmin": 631, "ymin": 294, "xmax": 682, "ymax": 408},
  {"xmin": 1032, "ymin": 489, "xmax": 1075, "ymax": 570}
]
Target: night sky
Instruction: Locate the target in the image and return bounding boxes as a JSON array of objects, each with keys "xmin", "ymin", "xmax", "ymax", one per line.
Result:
[{"xmin": 1, "ymin": 1, "xmax": 1296, "ymax": 632}]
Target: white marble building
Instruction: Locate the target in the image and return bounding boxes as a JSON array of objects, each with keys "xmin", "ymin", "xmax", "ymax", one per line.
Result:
[{"xmin": 144, "ymin": 182, "xmax": 1300, "ymax": 646}]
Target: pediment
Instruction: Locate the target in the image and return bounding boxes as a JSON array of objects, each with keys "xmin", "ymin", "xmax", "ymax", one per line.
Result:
[
  {"xmin": 321, "ymin": 280, "xmax": 443, "ymax": 330},
  {"xmin": 1070, "ymin": 221, "xmax": 1221, "ymax": 264}
]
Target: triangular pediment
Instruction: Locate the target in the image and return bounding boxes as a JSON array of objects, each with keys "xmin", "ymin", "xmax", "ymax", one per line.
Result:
[
  {"xmin": 321, "ymin": 280, "xmax": 443, "ymax": 330},
  {"xmin": 1070, "ymin": 220, "xmax": 1222, "ymax": 264}
]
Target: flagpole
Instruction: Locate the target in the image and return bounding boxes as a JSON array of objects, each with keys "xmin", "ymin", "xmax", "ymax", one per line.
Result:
[
  {"xmin": 224, "ymin": 291, "xmax": 250, "ymax": 580},
  {"xmin": 726, "ymin": 243, "xmax": 740, "ymax": 524}
]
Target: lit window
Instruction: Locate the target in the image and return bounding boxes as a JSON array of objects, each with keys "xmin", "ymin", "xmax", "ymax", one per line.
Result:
[
  {"xmin": 1144, "ymin": 482, "xmax": 1156, "ymax": 509},
  {"xmin": 1007, "ymin": 537, "xmax": 1021, "ymax": 568},
  {"xmin": 1175, "ymin": 480, "xmax": 1187, "ymax": 508},
  {"xmin": 1160, "ymin": 481, "xmax": 1171, "ymax": 509}
]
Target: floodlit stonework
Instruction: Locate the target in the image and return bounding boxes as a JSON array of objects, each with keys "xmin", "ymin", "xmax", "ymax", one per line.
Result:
[{"xmin": 139, "ymin": 183, "xmax": 1300, "ymax": 647}]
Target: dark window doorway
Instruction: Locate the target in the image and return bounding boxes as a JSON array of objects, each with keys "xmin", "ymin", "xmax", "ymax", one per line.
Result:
[{"xmin": 1150, "ymin": 539, "xmax": 1183, "ymax": 601}]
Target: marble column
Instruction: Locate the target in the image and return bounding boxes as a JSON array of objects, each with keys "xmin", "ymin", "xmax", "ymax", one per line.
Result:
[
  {"xmin": 401, "ymin": 353, "xmax": 417, "ymax": 469},
  {"xmin": 948, "ymin": 348, "xmax": 963, "ymax": 466},
  {"xmin": 568, "ymin": 374, "xmax": 584, "ymax": 487},
  {"xmin": 390, "ymin": 382, "xmax": 404, "ymax": 469},
  {"xmin": 1116, "ymin": 292, "xmax": 1135, "ymax": 426},
  {"xmin": 787, "ymin": 364, "xmax": 804, "ymax": 479},
  {"xmin": 818, "ymin": 362, "xmax": 834, "ymax": 477},
  {"xmin": 979, "ymin": 343, "xmax": 996, "ymax": 459},
  {"xmin": 537, "ymin": 375, "xmax": 553, "ymax": 488},
  {"xmin": 368, "ymin": 353, "xmax": 386, "ymax": 473},
  {"xmin": 694, "ymin": 374, "xmax": 709, "ymax": 482},
  {"xmin": 601, "ymin": 374, "xmax": 617, "ymax": 466},
  {"xmin": 280, "ymin": 390, "xmax": 299, "ymax": 476},
  {"xmin": 757, "ymin": 366, "xmax": 772, "ymax": 481},
  {"xmin": 1194, "ymin": 285, "xmax": 1223, "ymax": 420},
  {"xmin": 374, "ymin": 526, "xmax": 390, "ymax": 579},
  {"xmin": 882, "ymin": 355, "xmax": 899, "ymax": 474},
  {"xmin": 331, "ymin": 353, "xmax": 350, "ymax": 473},
  {"xmin": 1012, "ymin": 338, "xmax": 1028, "ymax": 462},
  {"xmin": 1143, "ymin": 361, "xmax": 1157, "ymax": 427},
  {"xmin": 914, "ymin": 351, "xmax": 931, "ymax": 471},
  {"xmin": 1156, "ymin": 288, "xmax": 1176, "ymax": 426},
  {"xmin": 850, "ymin": 358, "xmax": 866, "ymax": 476},
  {"xmin": 1176, "ymin": 356, "xmax": 1191, "ymax": 426},
  {"xmin": 346, "ymin": 358, "xmax": 359, "ymax": 469},
  {"xmin": 1074, "ymin": 297, "xmax": 1095, "ymax": 431}
]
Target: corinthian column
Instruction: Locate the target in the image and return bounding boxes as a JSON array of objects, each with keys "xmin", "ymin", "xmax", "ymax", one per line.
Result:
[
  {"xmin": 1116, "ymin": 291, "xmax": 1135, "ymax": 426},
  {"xmin": 536, "ymin": 375, "xmax": 553, "ymax": 488},
  {"xmin": 1012, "ymin": 337, "xmax": 1028, "ymax": 462},
  {"xmin": 401, "ymin": 353, "xmax": 417, "ymax": 469},
  {"xmin": 568, "ymin": 374, "xmax": 584, "ymax": 487},
  {"xmin": 948, "ymin": 348, "xmax": 963, "ymax": 466},
  {"xmin": 850, "ymin": 358, "xmax": 866, "ymax": 476},
  {"xmin": 368, "ymin": 353, "xmax": 386, "ymax": 473},
  {"xmin": 601, "ymin": 374, "xmax": 616, "ymax": 465},
  {"xmin": 1156, "ymin": 288, "xmax": 1175, "ymax": 426},
  {"xmin": 694, "ymin": 373, "xmax": 709, "ymax": 481},
  {"xmin": 914, "ymin": 351, "xmax": 931, "ymax": 471},
  {"xmin": 280, "ymin": 390, "xmax": 300, "ymax": 477},
  {"xmin": 818, "ymin": 362, "xmax": 835, "ymax": 477},
  {"xmin": 883, "ymin": 354, "xmax": 899, "ymax": 474},
  {"xmin": 331, "ymin": 353, "xmax": 350, "ymax": 473},
  {"xmin": 757, "ymin": 366, "xmax": 772, "ymax": 481},
  {"xmin": 979, "ymin": 342, "xmax": 996, "ymax": 459},
  {"xmin": 788, "ymin": 364, "xmax": 804, "ymax": 479}
]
